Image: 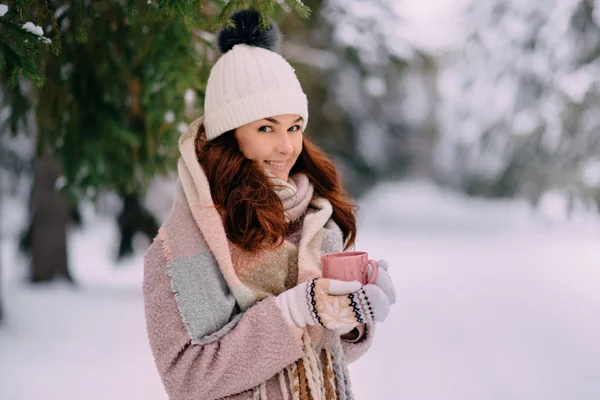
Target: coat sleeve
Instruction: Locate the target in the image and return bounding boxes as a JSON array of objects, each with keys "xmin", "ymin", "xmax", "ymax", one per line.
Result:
[
  {"xmin": 340, "ymin": 322, "xmax": 375, "ymax": 364},
  {"xmin": 143, "ymin": 238, "xmax": 305, "ymax": 400}
]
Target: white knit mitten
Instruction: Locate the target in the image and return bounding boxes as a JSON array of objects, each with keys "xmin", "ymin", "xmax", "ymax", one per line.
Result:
[
  {"xmin": 369, "ymin": 259, "xmax": 397, "ymax": 305},
  {"xmin": 275, "ymin": 278, "xmax": 390, "ymax": 332}
]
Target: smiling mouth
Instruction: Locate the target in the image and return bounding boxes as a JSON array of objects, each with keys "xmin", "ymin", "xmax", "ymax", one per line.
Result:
[{"xmin": 264, "ymin": 160, "xmax": 289, "ymax": 169}]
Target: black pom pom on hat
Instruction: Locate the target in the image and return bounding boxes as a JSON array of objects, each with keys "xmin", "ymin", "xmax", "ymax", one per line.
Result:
[{"xmin": 217, "ymin": 9, "xmax": 281, "ymax": 55}]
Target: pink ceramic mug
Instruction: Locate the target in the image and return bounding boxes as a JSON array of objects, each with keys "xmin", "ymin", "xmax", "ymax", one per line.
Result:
[{"xmin": 321, "ymin": 251, "xmax": 379, "ymax": 285}]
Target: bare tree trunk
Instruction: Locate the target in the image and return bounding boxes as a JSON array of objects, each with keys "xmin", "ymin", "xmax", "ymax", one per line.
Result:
[
  {"xmin": 0, "ymin": 194, "xmax": 3, "ymax": 323},
  {"xmin": 117, "ymin": 193, "xmax": 158, "ymax": 259},
  {"xmin": 29, "ymin": 154, "xmax": 73, "ymax": 283},
  {"xmin": 0, "ymin": 270, "xmax": 3, "ymax": 323}
]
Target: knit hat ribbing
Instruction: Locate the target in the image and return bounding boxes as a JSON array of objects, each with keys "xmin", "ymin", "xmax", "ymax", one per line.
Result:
[{"xmin": 203, "ymin": 10, "xmax": 309, "ymax": 141}]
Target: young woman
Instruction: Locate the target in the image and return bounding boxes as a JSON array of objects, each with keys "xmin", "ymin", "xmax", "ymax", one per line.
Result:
[{"xmin": 143, "ymin": 9, "xmax": 397, "ymax": 400}]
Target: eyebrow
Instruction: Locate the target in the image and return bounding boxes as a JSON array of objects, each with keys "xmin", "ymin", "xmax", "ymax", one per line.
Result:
[{"xmin": 263, "ymin": 116, "xmax": 304, "ymax": 125}]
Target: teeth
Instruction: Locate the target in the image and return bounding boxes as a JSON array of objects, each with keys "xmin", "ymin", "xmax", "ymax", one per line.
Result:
[{"xmin": 265, "ymin": 160, "xmax": 286, "ymax": 167}]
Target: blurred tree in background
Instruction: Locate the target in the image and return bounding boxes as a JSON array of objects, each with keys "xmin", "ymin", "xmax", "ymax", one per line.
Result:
[
  {"xmin": 319, "ymin": 0, "xmax": 435, "ymax": 194},
  {"xmin": 437, "ymin": 0, "xmax": 600, "ymax": 211},
  {"xmin": 0, "ymin": 0, "xmax": 310, "ymax": 320}
]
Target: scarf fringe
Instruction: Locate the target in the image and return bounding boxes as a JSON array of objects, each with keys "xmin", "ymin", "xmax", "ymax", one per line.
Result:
[
  {"xmin": 279, "ymin": 370, "xmax": 290, "ymax": 400},
  {"xmin": 253, "ymin": 330, "xmax": 350, "ymax": 400},
  {"xmin": 302, "ymin": 331, "xmax": 324, "ymax": 400},
  {"xmin": 287, "ymin": 362, "xmax": 301, "ymax": 400},
  {"xmin": 321, "ymin": 349, "xmax": 338, "ymax": 400},
  {"xmin": 330, "ymin": 341, "xmax": 353, "ymax": 400}
]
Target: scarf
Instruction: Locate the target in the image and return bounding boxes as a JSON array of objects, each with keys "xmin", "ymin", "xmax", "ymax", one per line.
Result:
[
  {"xmin": 267, "ymin": 170, "xmax": 315, "ymax": 223},
  {"xmin": 173, "ymin": 116, "xmax": 354, "ymax": 400}
]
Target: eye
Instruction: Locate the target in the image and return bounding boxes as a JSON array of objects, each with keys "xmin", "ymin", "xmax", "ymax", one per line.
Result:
[
  {"xmin": 288, "ymin": 125, "xmax": 302, "ymax": 132},
  {"xmin": 258, "ymin": 125, "xmax": 274, "ymax": 133}
]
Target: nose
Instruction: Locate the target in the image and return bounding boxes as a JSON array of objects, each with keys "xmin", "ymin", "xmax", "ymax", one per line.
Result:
[{"xmin": 276, "ymin": 132, "xmax": 293, "ymax": 155}]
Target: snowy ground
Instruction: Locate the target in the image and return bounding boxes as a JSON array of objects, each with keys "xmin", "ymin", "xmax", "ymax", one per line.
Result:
[{"xmin": 1, "ymin": 180, "xmax": 600, "ymax": 400}]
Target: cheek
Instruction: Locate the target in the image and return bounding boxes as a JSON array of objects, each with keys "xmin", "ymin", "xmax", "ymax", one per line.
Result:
[
  {"xmin": 245, "ymin": 147, "xmax": 265, "ymax": 160},
  {"xmin": 293, "ymin": 136, "xmax": 303, "ymax": 157},
  {"xmin": 238, "ymin": 136, "xmax": 265, "ymax": 160},
  {"xmin": 239, "ymin": 143, "xmax": 256, "ymax": 159}
]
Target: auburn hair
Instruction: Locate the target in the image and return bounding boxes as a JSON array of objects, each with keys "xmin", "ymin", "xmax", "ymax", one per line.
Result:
[{"xmin": 194, "ymin": 125, "xmax": 357, "ymax": 253}]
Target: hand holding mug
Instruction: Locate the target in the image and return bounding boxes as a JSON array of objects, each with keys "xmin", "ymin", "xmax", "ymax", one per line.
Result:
[{"xmin": 321, "ymin": 251, "xmax": 396, "ymax": 307}]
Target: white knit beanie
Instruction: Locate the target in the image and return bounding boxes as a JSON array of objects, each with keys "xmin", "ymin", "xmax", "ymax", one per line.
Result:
[{"xmin": 203, "ymin": 9, "xmax": 309, "ymax": 141}]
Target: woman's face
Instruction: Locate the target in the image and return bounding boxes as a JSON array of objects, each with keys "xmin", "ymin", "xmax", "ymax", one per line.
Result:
[{"xmin": 234, "ymin": 114, "xmax": 304, "ymax": 181}]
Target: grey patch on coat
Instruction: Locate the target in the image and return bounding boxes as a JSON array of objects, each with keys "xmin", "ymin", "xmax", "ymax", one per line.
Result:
[
  {"xmin": 320, "ymin": 219, "xmax": 344, "ymax": 255},
  {"xmin": 167, "ymin": 251, "xmax": 241, "ymax": 345},
  {"xmin": 194, "ymin": 312, "xmax": 243, "ymax": 345}
]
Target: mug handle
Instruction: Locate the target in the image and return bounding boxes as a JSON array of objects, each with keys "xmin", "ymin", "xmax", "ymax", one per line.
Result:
[{"xmin": 366, "ymin": 259, "xmax": 379, "ymax": 284}]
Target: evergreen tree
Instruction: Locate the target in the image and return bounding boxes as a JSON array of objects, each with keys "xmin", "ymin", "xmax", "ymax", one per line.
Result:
[{"xmin": 0, "ymin": 0, "xmax": 310, "ymax": 290}]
